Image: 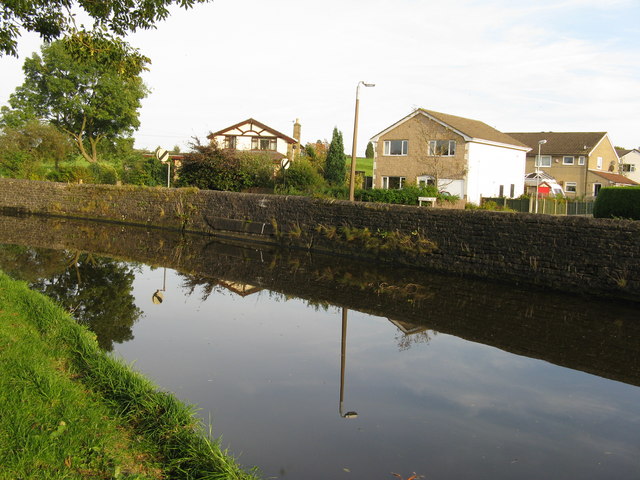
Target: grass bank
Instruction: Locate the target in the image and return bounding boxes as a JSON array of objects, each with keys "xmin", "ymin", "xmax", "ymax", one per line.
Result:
[{"xmin": 0, "ymin": 270, "xmax": 260, "ymax": 480}]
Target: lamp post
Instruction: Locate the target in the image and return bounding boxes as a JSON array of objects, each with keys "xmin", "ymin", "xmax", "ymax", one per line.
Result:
[
  {"xmin": 349, "ymin": 81, "xmax": 375, "ymax": 202},
  {"xmin": 535, "ymin": 139, "xmax": 547, "ymax": 214},
  {"xmin": 339, "ymin": 308, "xmax": 358, "ymax": 419}
]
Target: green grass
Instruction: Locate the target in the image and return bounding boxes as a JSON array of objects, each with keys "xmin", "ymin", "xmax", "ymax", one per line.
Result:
[
  {"xmin": 354, "ymin": 156, "xmax": 373, "ymax": 176},
  {"xmin": 0, "ymin": 270, "xmax": 260, "ymax": 480}
]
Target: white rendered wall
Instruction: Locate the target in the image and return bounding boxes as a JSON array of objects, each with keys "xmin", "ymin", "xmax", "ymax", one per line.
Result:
[
  {"xmin": 212, "ymin": 133, "xmax": 290, "ymax": 156},
  {"xmin": 620, "ymin": 151, "xmax": 640, "ymax": 184},
  {"xmin": 466, "ymin": 142, "xmax": 527, "ymax": 204}
]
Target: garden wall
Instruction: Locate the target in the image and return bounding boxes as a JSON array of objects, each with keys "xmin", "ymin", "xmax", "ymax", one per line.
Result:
[{"xmin": 0, "ymin": 178, "xmax": 638, "ymax": 299}]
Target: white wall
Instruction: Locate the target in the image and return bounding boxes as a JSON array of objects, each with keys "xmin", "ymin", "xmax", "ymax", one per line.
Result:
[
  {"xmin": 466, "ymin": 142, "xmax": 527, "ymax": 204},
  {"xmin": 212, "ymin": 132, "xmax": 290, "ymax": 157},
  {"xmin": 620, "ymin": 150, "xmax": 640, "ymax": 184}
]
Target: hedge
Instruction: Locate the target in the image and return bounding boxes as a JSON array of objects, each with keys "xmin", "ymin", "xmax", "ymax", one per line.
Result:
[{"xmin": 593, "ymin": 186, "xmax": 640, "ymax": 220}]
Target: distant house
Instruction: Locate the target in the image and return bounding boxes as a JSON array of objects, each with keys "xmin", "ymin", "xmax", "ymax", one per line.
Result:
[
  {"xmin": 370, "ymin": 109, "xmax": 530, "ymax": 204},
  {"xmin": 616, "ymin": 147, "xmax": 640, "ymax": 184},
  {"xmin": 207, "ymin": 118, "xmax": 301, "ymax": 161},
  {"xmin": 507, "ymin": 132, "xmax": 627, "ymax": 198}
]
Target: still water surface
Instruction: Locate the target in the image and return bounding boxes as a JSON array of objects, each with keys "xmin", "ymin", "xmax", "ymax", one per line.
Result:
[{"xmin": 1, "ymin": 217, "xmax": 639, "ymax": 480}]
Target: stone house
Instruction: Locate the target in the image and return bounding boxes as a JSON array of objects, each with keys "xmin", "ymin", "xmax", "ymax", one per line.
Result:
[
  {"xmin": 369, "ymin": 109, "xmax": 530, "ymax": 204},
  {"xmin": 207, "ymin": 118, "xmax": 301, "ymax": 162},
  {"xmin": 507, "ymin": 132, "xmax": 628, "ymax": 198}
]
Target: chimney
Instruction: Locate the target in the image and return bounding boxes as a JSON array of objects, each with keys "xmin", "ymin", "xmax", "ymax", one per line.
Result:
[{"xmin": 292, "ymin": 118, "xmax": 302, "ymax": 159}]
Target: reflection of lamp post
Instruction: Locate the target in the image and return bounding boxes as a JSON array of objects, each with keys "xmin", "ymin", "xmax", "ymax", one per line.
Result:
[
  {"xmin": 349, "ymin": 81, "xmax": 375, "ymax": 202},
  {"xmin": 535, "ymin": 139, "xmax": 547, "ymax": 214},
  {"xmin": 152, "ymin": 267, "xmax": 167, "ymax": 304},
  {"xmin": 339, "ymin": 308, "xmax": 358, "ymax": 419}
]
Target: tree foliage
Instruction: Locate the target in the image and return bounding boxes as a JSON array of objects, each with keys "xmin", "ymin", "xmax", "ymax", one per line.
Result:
[
  {"xmin": 365, "ymin": 141, "xmax": 374, "ymax": 159},
  {"xmin": 324, "ymin": 128, "xmax": 347, "ymax": 186},
  {"xmin": 2, "ymin": 37, "xmax": 149, "ymax": 163},
  {"xmin": 0, "ymin": 0, "xmax": 212, "ymax": 57},
  {"xmin": 176, "ymin": 142, "xmax": 275, "ymax": 192},
  {"xmin": 0, "ymin": 119, "xmax": 73, "ymax": 176}
]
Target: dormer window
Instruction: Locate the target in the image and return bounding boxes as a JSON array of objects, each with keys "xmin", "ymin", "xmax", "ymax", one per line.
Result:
[{"xmin": 252, "ymin": 137, "xmax": 277, "ymax": 151}]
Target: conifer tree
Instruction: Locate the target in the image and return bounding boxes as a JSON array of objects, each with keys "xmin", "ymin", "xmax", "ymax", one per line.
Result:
[
  {"xmin": 365, "ymin": 141, "xmax": 374, "ymax": 159},
  {"xmin": 324, "ymin": 127, "xmax": 347, "ymax": 186}
]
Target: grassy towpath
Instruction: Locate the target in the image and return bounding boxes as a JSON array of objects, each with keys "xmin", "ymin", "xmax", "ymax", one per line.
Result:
[{"xmin": 0, "ymin": 270, "xmax": 260, "ymax": 480}]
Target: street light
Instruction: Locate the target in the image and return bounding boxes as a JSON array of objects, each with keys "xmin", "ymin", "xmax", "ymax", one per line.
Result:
[
  {"xmin": 349, "ymin": 81, "xmax": 375, "ymax": 202},
  {"xmin": 535, "ymin": 139, "xmax": 547, "ymax": 214},
  {"xmin": 339, "ymin": 308, "xmax": 358, "ymax": 419}
]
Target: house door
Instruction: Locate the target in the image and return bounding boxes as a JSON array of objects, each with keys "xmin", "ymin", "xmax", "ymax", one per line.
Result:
[{"xmin": 593, "ymin": 183, "xmax": 602, "ymax": 196}]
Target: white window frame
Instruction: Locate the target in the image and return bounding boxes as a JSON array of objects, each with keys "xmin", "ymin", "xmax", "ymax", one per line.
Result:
[
  {"xmin": 428, "ymin": 140, "xmax": 456, "ymax": 156},
  {"xmin": 251, "ymin": 136, "xmax": 277, "ymax": 151},
  {"xmin": 536, "ymin": 155, "xmax": 552, "ymax": 167},
  {"xmin": 563, "ymin": 156, "xmax": 575, "ymax": 165},
  {"xmin": 416, "ymin": 175, "xmax": 435, "ymax": 187},
  {"xmin": 383, "ymin": 140, "xmax": 408, "ymax": 156},
  {"xmin": 621, "ymin": 163, "xmax": 636, "ymax": 173},
  {"xmin": 597, "ymin": 156, "xmax": 603, "ymax": 170},
  {"xmin": 565, "ymin": 182, "xmax": 577, "ymax": 193},
  {"xmin": 578, "ymin": 156, "xmax": 586, "ymax": 165},
  {"xmin": 382, "ymin": 176, "xmax": 405, "ymax": 189}
]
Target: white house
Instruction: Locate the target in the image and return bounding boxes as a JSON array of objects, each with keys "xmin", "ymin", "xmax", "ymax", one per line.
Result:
[
  {"xmin": 616, "ymin": 147, "xmax": 640, "ymax": 184},
  {"xmin": 370, "ymin": 109, "xmax": 530, "ymax": 204},
  {"xmin": 207, "ymin": 118, "xmax": 301, "ymax": 160}
]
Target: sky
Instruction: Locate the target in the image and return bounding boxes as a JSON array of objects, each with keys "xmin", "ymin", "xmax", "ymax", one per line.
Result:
[{"xmin": 1, "ymin": 0, "xmax": 639, "ymax": 154}]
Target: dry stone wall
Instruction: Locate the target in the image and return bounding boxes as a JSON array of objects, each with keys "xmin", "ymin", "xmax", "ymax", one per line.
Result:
[{"xmin": 0, "ymin": 178, "xmax": 638, "ymax": 299}]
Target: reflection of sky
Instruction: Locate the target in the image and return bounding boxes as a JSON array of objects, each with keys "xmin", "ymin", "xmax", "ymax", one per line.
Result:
[{"xmin": 116, "ymin": 266, "xmax": 640, "ymax": 480}]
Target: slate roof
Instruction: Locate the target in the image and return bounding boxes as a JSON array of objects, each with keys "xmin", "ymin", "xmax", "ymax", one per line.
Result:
[
  {"xmin": 420, "ymin": 109, "xmax": 529, "ymax": 149},
  {"xmin": 506, "ymin": 132, "xmax": 608, "ymax": 156}
]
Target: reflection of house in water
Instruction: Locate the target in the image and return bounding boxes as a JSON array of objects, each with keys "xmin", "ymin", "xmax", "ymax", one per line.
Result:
[
  {"xmin": 388, "ymin": 318, "xmax": 437, "ymax": 351},
  {"xmin": 217, "ymin": 280, "xmax": 262, "ymax": 297}
]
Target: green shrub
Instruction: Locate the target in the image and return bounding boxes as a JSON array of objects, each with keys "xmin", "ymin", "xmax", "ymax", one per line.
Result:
[
  {"xmin": 593, "ymin": 186, "xmax": 640, "ymax": 220},
  {"xmin": 355, "ymin": 185, "xmax": 440, "ymax": 205},
  {"xmin": 122, "ymin": 156, "xmax": 167, "ymax": 186},
  {"xmin": 88, "ymin": 163, "xmax": 119, "ymax": 184},
  {"xmin": 277, "ymin": 158, "xmax": 324, "ymax": 193},
  {"xmin": 45, "ymin": 165, "xmax": 95, "ymax": 183}
]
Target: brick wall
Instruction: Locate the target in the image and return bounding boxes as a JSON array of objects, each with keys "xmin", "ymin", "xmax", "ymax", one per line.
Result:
[{"xmin": 0, "ymin": 178, "xmax": 638, "ymax": 298}]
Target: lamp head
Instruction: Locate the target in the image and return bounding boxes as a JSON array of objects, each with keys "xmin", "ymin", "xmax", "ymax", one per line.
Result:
[
  {"xmin": 342, "ymin": 411, "xmax": 359, "ymax": 419},
  {"xmin": 538, "ymin": 139, "xmax": 547, "ymax": 145}
]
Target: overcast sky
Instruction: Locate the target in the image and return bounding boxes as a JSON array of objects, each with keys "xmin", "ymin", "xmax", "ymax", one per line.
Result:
[{"xmin": 1, "ymin": 0, "xmax": 639, "ymax": 154}]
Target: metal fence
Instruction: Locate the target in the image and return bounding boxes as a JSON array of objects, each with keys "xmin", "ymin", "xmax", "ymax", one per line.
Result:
[{"xmin": 481, "ymin": 197, "xmax": 595, "ymax": 216}]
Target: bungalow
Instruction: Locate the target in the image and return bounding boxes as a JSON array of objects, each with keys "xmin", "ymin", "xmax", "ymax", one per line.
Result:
[
  {"xmin": 370, "ymin": 109, "xmax": 530, "ymax": 204},
  {"xmin": 207, "ymin": 118, "xmax": 301, "ymax": 161},
  {"xmin": 506, "ymin": 132, "xmax": 627, "ymax": 198}
]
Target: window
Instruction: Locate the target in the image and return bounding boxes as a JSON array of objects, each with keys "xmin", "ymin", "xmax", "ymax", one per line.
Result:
[
  {"xmin": 382, "ymin": 176, "xmax": 405, "ymax": 189},
  {"xmin": 510, "ymin": 184, "xmax": 515, "ymax": 198},
  {"xmin": 621, "ymin": 163, "xmax": 636, "ymax": 172},
  {"xmin": 428, "ymin": 140, "xmax": 456, "ymax": 156},
  {"xmin": 536, "ymin": 155, "xmax": 552, "ymax": 167},
  {"xmin": 251, "ymin": 136, "xmax": 277, "ymax": 151},
  {"xmin": 224, "ymin": 136, "xmax": 237, "ymax": 149},
  {"xmin": 578, "ymin": 156, "xmax": 586, "ymax": 165},
  {"xmin": 565, "ymin": 182, "xmax": 577, "ymax": 193},
  {"xmin": 596, "ymin": 156, "xmax": 603, "ymax": 169},
  {"xmin": 383, "ymin": 140, "xmax": 408, "ymax": 156},
  {"xmin": 417, "ymin": 175, "xmax": 435, "ymax": 187},
  {"xmin": 563, "ymin": 156, "xmax": 575, "ymax": 165}
]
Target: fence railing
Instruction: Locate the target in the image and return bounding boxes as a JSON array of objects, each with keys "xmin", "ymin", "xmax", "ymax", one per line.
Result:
[{"xmin": 481, "ymin": 197, "xmax": 595, "ymax": 216}]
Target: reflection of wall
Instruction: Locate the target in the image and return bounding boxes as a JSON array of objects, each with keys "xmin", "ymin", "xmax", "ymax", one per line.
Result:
[
  {"xmin": 1, "ymin": 213, "xmax": 639, "ymax": 388},
  {"xmin": 0, "ymin": 177, "xmax": 638, "ymax": 299}
]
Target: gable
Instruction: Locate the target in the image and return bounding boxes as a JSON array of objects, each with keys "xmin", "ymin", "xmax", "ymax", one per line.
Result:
[{"xmin": 207, "ymin": 118, "xmax": 297, "ymax": 144}]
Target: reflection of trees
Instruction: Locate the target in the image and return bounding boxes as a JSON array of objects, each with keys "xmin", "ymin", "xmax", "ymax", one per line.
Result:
[
  {"xmin": 395, "ymin": 329, "xmax": 436, "ymax": 352},
  {"xmin": 0, "ymin": 246, "xmax": 141, "ymax": 351}
]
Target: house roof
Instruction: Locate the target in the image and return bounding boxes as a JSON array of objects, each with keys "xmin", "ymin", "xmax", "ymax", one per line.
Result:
[
  {"xmin": 207, "ymin": 118, "xmax": 298, "ymax": 144},
  {"xmin": 615, "ymin": 147, "xmax": 632, "ymax": 157},
  {"xmin": 506, "ymin": 132, "xmax": 609, "ymax": 156},
  {"xmin": 370, "ymin": 109, "xmax": 530, "ymax": 150},
  {"xmin": 419, "ymin": 109, "xmax": 530, "ymax": 149},
  {"xmin": 590, "ymin": 170, "xmax": 639, "ymax": 185}
]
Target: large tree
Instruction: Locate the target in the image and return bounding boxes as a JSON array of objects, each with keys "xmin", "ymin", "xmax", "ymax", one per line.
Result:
[
  {"xmin": 324, "ymin": 127, "xmax": 347, "ymax": 186},
  {"xmin": 2, "ymin": 37, "xmax": 149, "ymax": 163},
  {"xmin": 0, "ymin": 0, "xmax": 212, "ymax": 57}
]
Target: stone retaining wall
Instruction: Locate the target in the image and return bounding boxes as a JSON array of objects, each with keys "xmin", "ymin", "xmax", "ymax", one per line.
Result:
[{"xmin": 0, "ymin": 178, "xmax": 638, "ymax": 299}]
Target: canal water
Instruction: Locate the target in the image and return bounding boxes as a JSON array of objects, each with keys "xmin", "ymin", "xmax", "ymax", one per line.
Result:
[{"xmin": 1, "ymin": 215, "xmax": 639, "ymax": 479}]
